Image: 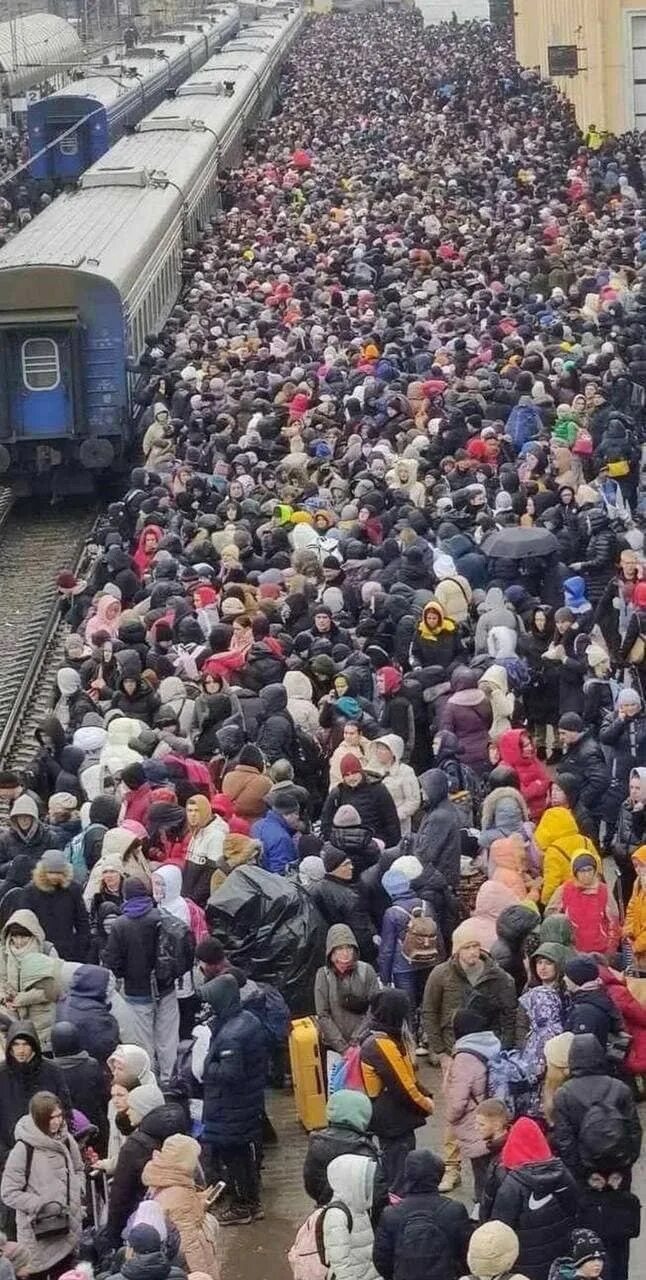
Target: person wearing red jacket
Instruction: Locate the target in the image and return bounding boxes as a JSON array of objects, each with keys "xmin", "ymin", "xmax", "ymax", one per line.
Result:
[
  {"xmin": 547, "ymin": 852, "xmax": 619, "ymax": 956},
  {"xmin": 499, "ymin": 729, "xmax": 551, "ymax": 821},
  {"xmin": 598, "ymin": 965, "xmax": 646, "ymax": 1076}
]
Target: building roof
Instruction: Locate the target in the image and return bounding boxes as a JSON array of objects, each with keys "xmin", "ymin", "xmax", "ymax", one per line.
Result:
[{"xmin": 0, "ymin": 11, "xmax": 84, "ymax": 96}]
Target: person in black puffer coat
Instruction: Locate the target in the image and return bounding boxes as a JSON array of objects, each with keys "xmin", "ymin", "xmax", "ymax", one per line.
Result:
[
  {"xmin": 101, "ymin": 1101, "xmax": 188, "ymax": 1248},
  {"xmin": 556, "ymin": 716, "xmax": 611, "ymax": 838},
  {"xmin": 303, "ymin": 1089, "xmax": 387, "ymax": 1210},
  {"xmin": 373, "ymin": 1149, "xmax": 471, "ymax": 1280},
  {"xmin": 490, "ymin": 905, "xmax": 541, "ymax": 996},
  {"xmin": 55, "ymin": 963, "xmax": 120, "ymax": 1064},
  {"xmin": 328, "ymin": 805, "xmax": 381, "ymax": 881},
  {"xmin": 563, "ymin": 957, "xmax": 623, "ymax": 1046},
  {"xmin": 254, "ymin": 684, "xmax": 295, "ymax": 765},
  {"xmin": 50, "ymin": 1020, "xmax": 110, "ymax": 1154},
  {"xmin": 488, "ymin": 1116, "xmax": 577, "ymax": 1280},
  {"xmin": 111, "ymin": 657, "xmax": 160, "ymax": 726},
  {"xmin": 321, "ymin": 757, "xmax": 401, "ymax": 849},
  {"xmin": 552, "ymin": 1033, "xmax": 642, "ymax": 1182},
  {"xmin": 573, "ymin": 504, "xmax": 618, "ymax": 606}
]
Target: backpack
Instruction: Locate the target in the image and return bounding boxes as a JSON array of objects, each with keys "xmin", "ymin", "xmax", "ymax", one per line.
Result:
[
  {"xmin": 288, "ymin": 1202, "xmax": 353, "ymax": 1280},
  {"xmin": 449, "ymin": 789, "xmax": 475, "ymax": 829},
  {"xmin": 395, "ymin": 905, "xmax": 440, "ymax": 968},
  {"xmin": 243, "ymin": 984, "xmax": 291, "ymax": 1050},
  {"xmin": 66, "ymin": 831, "xmax": 88, "ymax": 885},
  {"xmin": 328, "ymin": 1044, "xmax": 365, "ymax": 1095},
  {"xmin": 487, "ymin": 1049, "xmax": 531, "ymax": 1118},
  {"xmin": 292, "ymin": 725, "xmax": 327, "ymax": 788},
  {"xmin": 579, "ymin": 1087, "xmax": 629, "ymax": 1169},
  {"xmin": 154, "ymin": 914, "xmax": 195, "ymax": 991},
  {"xmin": 392, "ymin": 1209, "xmax": 452, "ymax": 1280}
]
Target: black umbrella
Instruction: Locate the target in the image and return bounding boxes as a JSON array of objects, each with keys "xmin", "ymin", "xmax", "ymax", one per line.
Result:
[{"xmin": 482, "ymin": 527, "xmax": 559, "ymax": 559}]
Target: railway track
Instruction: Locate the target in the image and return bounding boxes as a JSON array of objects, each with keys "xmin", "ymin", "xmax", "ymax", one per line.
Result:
[{"xmin": 0, "ymin": 496, "xmax": 98, "ymax": 782}]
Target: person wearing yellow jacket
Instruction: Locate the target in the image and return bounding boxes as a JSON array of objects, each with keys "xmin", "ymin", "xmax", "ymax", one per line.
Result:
[
  {"xmin": 359, "ymin": 988, "xmax": 433, "ymax": 1191},
  {"xmin": 534, "ymin": 805, "xmax": 598, "ymax": 906},
  {"xmin": 624, "ymin": 846, "xmax": 646, "ymax": 972}
]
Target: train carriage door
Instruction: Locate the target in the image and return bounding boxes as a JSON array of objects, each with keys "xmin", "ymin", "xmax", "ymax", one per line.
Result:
[{"xmin": 10, "ymin": 332, "xmax": 75, "ymax": 437}]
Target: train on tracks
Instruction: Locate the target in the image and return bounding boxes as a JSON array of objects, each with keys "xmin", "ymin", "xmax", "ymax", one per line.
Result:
[{"xmin": 0, "ymin": 0, "xmax": 304, "ymax": 495}]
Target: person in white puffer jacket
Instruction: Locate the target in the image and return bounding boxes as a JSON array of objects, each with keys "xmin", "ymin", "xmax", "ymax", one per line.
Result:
[
  {"xmin": 370, "ymin": 734, "xmax": 421, "ymax": 835},
  {"xmin": 322, "ymin": 1153, "xmax": 380, "ymax": 1280}
]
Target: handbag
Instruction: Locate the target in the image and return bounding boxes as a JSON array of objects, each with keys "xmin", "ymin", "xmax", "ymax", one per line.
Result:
[
  {"xmin": 627, "ymin": 634, "xmax": 646, "ymax": 664},
  {"xmin": 32, "ymin": 1204, "xmax": 71, "ymax": 1239}
]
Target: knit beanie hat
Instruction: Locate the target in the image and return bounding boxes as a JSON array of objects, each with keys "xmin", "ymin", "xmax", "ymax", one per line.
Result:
[
  {"xmin": 126, "ymin": 1225, "xmax": 162, "ymax": 1256},
  {"xmin": 381, "ymin": 869, "xmax": 410, "ymax": 899},
  {"xmin": 391, "ymin": 854, "xmax": 424, "ymax": 880},
  {"xmin": 332, "ymin": 804, "xmax": 361, "ymax": 827},
  {"xmin": 451, "ymin": 919, "xmax": 483, "ymax": 954},
  {"xmin": 617, "ymin": 686, "xmax": 641, "ymax": 709},
  {"xmin": 40, "ymin": 849, "xmax": 70, "ymax": 875},
  {"xmin": 467, "ymin": 1222, "xmax": 520, "ymax": 1278},
  {"xmin": 339, "ymin": 754, "xmax": 364, "ymax": 778},
  {"xmin": 558, "ymin": 712, "xmax": 584, "ymax": 732},
  {"xmin": 322, "ymin": 843, "xmax": 351, "ymax": 873},
  {"xmin": 543, "ymin": 1031, "xmax": 574, "ymax": 1069},
  {"xmin": 453, "ymin": 1008, "xmax": 488, "ymax": 1039},
  {"xmin": 565, "ymin": 956, "xmax": 599, "ymax": 986},
  {"xmin": 571, "ymin": 1229, "xmax": 606, "ymax": 1265}
]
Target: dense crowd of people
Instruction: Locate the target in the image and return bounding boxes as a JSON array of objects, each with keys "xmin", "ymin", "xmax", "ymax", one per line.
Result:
[{"xmin": 0, "ymin": 7, "xmax": 646, "ymax": 1280}]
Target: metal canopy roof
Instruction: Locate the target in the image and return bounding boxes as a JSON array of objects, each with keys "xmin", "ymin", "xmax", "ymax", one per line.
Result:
[{"xmin": 0, "ymin": 12, "xmax": 83, "ymax": 96}]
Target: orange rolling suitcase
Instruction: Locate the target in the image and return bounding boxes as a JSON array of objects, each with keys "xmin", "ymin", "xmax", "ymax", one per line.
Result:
[{"xmin": 288, "ymin": 1017, "xmax": 326, "ymax": 1131}]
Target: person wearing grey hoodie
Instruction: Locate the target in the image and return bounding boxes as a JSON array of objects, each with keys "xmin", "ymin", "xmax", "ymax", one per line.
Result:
[
  {"xmin": 314, "ymin": 924, "xmax": 379, "ymax": 1056},
  {"xmin": 474, "ymin": 588, "xmax": 520, "ymax": 655},
  {"xmin": 414, "ymin": 770, "xmax": 461, "ymax": 890}
]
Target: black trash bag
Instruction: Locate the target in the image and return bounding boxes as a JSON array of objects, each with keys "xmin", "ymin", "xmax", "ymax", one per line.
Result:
[{"xmin": 206, "ymin": 865, "xmax": 326, "ymax": 1015}]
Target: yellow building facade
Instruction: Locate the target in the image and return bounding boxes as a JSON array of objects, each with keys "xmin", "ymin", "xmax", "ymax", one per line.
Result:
[{"xmin": 514, "ymin": 0, "xmax": 646, "ymax": 135}]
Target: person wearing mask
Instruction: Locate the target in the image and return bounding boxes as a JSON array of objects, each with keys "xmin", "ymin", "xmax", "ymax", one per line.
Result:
[
  {"xmin": 303, "ymin": 1090, "xmax": 387, "ymax": 1211},
  {"xmin": 0, "ymin": 1022, "xmax": 71, "ymax": 1175},
  {"xmin": 563, "ymin": 958, "xmax": 623, "ymax": 1046},
  {"xmin": 373, "ymin": 1149, "xmax": 471, "ymax": 1280},
  {"xmin": 0, "ymin": 1091, "xmax": 83, "ymax": 1279},
  {"xmin": 200, "ymin": 973, "xmax": 267, "ymax": 1225},
  {"xmin": 315, "ymin": 924, "xmax": 379, "ymax": 1061},
  {"xmin": 321, "ymin": 756, "xmax": 401, "ymax": 850},
  {"xmin": 489, "ymin": 1116, "xmax": 578, "ymax": 1280},
  {"xmin": 423, "ymin": 921, "xmax": 517, "ymax": 1193},
  {"xmin": 104, "ymin": 878, "xmax": 180, "ymax": 1084},
  {"xmin": 19, "ymin": 851, "xmax": 91, "ymax": 963},
  {"xmin": 359, "ymin": 989, "xmax": 433, "ymax": 1190}
]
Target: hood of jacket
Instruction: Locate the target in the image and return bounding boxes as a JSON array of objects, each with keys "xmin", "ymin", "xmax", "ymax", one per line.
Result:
[
  {"xmin": 454, "ymin": 1030, "xmax": 501, "ymax": 1060},
  {"xmin": 403, "ymin": 1149, "xmax": 445, "ymax": 1194},
  {"xmin": 498, "ymin": 728, "xmax": 536, "ymax": 770},
  {"xmin": 18, "ymin": 952, "xmax": 57, "ymax": 988},
  {"xmin": 479, "ymin": 664, "xmax": 510, "ymax": 695},
  {"xmin": 327, "ymin": 1153, "xmax": 376, "ymax": 1213},
  {"xmin": 14, "ymin": 1112, "xmax": 71, "ymax": 1153},
  {"xmin": 102, "ymin": 827, "xmax": 141, "ymax": 860},
  {"xmin": 502, "ymin": 1117, "xmax": 553, "ymax": 1169},
  {"xmin": 137, "ymin": 1102, "xmax": 189, "ymax": 1143},
  {"xmin": 142, "ymin": 1134, "xmax": 201, "ymax": 1191},
  {"xmin": 536, "ymin": 805, "xmax": 580, "ymax": 850},
  {"xmin": 283, "ymin": 670, "xmax": 314, "ymax": 701},
  {"xmin": 107, "ymin": 1043, "xmax": 155, "ymax": 1086},
  {"xmin": 568, "ymin": 1031, "xmax": 609, "ymax": 1076},
  {"xmin": 259, "ymin": 684, "xmax": 288, "ymax": 716},
  {"xmin": 201, "ymin": 972, "xmax": 241, "ymax": 1020},
  {"xmin": 51, "ymin": 1021, "xmax": 82, "ymax": 1056},
  {"xmin": 326, "ymin": 923, "xmax": 359, "ymax": 959},
  {"xmin": 474, "ymin": 880, "xmax": 519, "ymax": 920},
  {"xmin": 373, "ymin": 733, "xmax": 404, "ymax": 765},
  {"xmin": 2, "ymin": 908, "xmax": 46, "ymax": 945},
  {"xmin": 433, "ymin": 731, "xmax": 463, "ymax": 762},
  {"xmin": 496, "ymin": 904, "xmax": 540, "ymax": 946},
  {"xmin": 530, "ymin": 942, "xmax": 568, "ymax": 977},
  {"xmin": 326, "ymin": 1089, "xmax": 373, "ymax": 1132},
  {"xmin": 6, "ymin": 1019, "xmax": 41, "ymax": 1062},
  {"xmin": 420, "ymin": 768, "xmax": 449, "ymax": 807},
  {"xmin": 70, "ymin": 963, "xmax": 110, "ymax": 1002},
  {"xmin": 539, "ymin": 913, "xmax": 575, "ymax": 949},
  {"xmin": 9, "ymin": 794, "xmax": 40, "ymax": 834}
]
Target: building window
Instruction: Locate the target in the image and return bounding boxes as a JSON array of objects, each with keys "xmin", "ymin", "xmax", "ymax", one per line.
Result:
[{"xmin": 21, "ymin": 337, "xmax": 60, "ymax": 390}]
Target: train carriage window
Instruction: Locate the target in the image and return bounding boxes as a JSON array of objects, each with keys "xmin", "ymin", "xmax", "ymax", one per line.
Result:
[
  {"xmin": 21, "ymin": 338, "xmax": 60, "ymax": 390},
  {"xmin": 59, "ymin": 137, "xmax": 79, "ymax": 155}
]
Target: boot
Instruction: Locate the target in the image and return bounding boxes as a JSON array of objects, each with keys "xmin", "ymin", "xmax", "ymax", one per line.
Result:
[{"xmin": 438, "ymin": 1168, "xmax": 462, "ymax": 1193}]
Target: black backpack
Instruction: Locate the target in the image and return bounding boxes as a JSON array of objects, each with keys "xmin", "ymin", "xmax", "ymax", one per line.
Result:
[
  {"xmin": 154, "ymin": 915, "xmax": 194, "ymax": 991},
  {"xmin": 579, "ymin": 1086, "xmax": 629, "ymax": 1169},
  {"xmin": 392, "ymin": 1210, "xmax": 452, "ymax": 1280}
]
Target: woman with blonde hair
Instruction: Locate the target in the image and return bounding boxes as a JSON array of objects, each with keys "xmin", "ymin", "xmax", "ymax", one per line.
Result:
[{"xmin": 541, "ymin": 1031, "xmax": 573, "ymax": 1127}]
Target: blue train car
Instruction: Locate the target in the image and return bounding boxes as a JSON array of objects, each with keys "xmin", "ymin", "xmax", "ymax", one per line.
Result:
[
  {"xmin": 27, "ymin": 6, "xmax": 240, "ymax": 182},
  {"xmin": 0, "ymin": 5, "xmax": 304, "ymax": 495}
]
